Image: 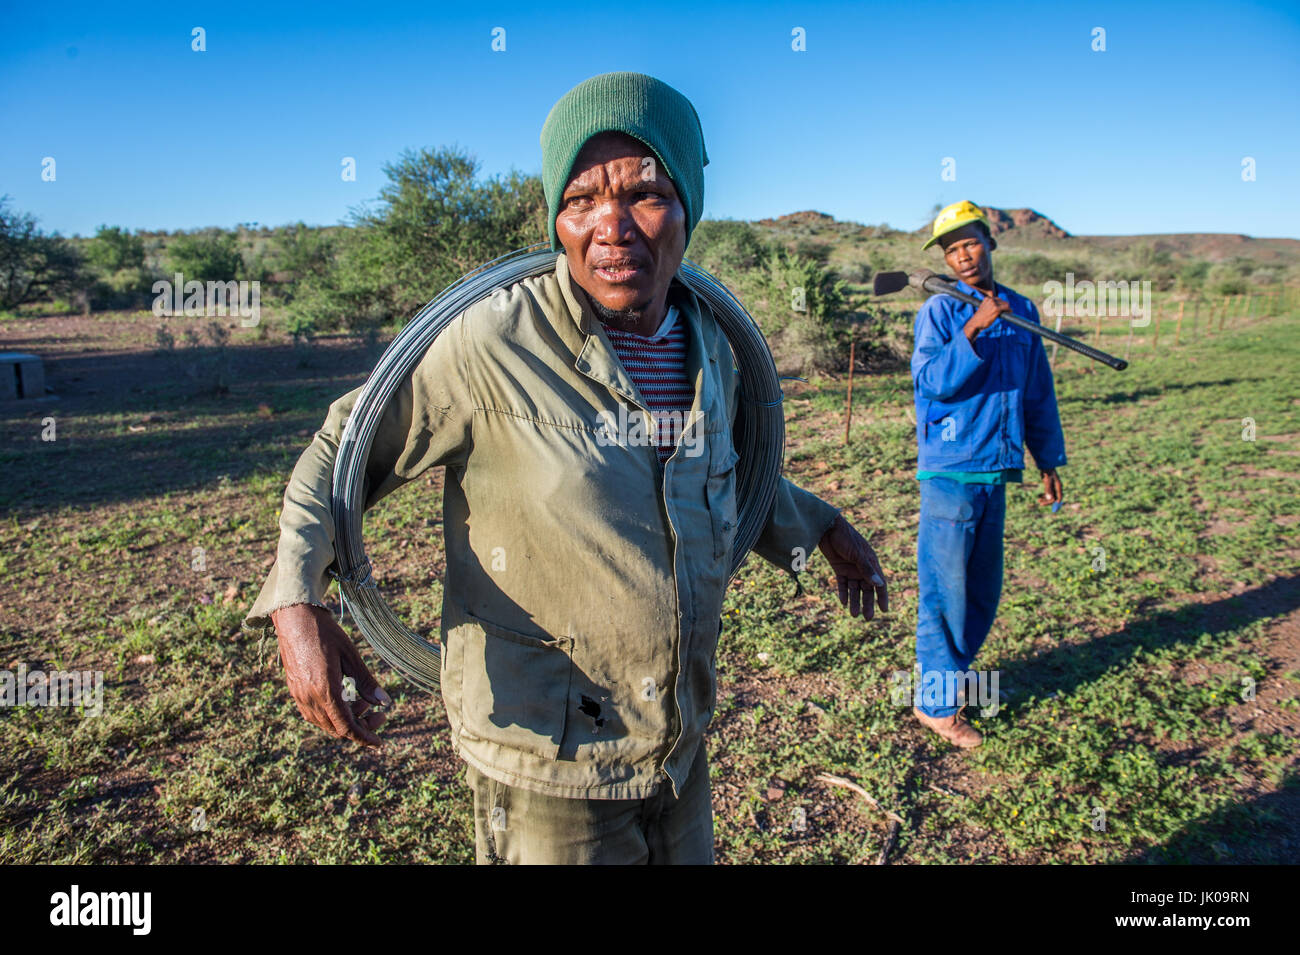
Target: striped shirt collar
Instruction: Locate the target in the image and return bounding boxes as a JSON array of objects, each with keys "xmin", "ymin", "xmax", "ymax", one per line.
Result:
[{"xmin": 603, "ymin": 305, "xmax": 679, "ymax": 343}]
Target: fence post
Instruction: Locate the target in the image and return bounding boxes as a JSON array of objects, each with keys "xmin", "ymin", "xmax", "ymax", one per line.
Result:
[
  {"xmin": 1191, "ymin": 297, "xmax": 1200, "ymax": 341},
  {"xmin": 843, "ymin": 339, "xmax": 855, "ymax": 445},
  {"xmin": 1174, "ymin": 300, "xmax": 1185, "ymax": 345},
  {"xmin": 1219, "ymin": 296, "xmax": 1229, "ymax": 332},
  {"xmin": 1152, "ymin": 305, "xmax": 1161, "ymax": 350}
]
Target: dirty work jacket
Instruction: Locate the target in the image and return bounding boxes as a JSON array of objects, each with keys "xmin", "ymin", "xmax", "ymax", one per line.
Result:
[
  {"xmin": 911, "ymin": 280, "xmax": 1067, "ymax": 474},
  {"xmin": 243, "ymin": 252, "xmax": 840, "ymax": 800}
]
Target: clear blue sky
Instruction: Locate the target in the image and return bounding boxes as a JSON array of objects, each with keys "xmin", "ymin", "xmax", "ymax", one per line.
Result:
[{"xmin": 3, "ymin": 0, "xmax": 1298, "ymax": 238}]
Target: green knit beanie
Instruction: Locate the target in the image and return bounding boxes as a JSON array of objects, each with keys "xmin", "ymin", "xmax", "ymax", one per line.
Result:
[{"xmin": 540, "ymin": 72, "xmax": 709, "ymax": 252}]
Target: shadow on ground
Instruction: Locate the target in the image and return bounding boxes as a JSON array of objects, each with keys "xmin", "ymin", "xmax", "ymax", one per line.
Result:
[
  {"xmin": 1128, "ymin": 768, "xmax": 1300, "ymax": 864},
  {"xmin": 0, "ymin": 337, "xmax": 386, "ymax": 514},
  {"xmin": 1001, "ymin": 575, "xmax": 1300, "ymax": 703},
  {"xmin": 1058, "ymin": 377, "xmax": 1260, "ymax": 406}
]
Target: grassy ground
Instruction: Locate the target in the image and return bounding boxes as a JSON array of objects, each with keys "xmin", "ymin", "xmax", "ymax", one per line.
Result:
[{"xmin": 1, "ymin": 303, "xmax": 1297, "ymax": 864}]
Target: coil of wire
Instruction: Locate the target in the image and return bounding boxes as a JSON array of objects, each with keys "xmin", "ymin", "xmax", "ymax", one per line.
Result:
[{"xmin": 330, "ymin": 243, "xmax": 786, "ymax": 692}]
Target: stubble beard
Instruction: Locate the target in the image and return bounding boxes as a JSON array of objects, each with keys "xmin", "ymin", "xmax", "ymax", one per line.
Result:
[{"xmin": 588, "ymin": 298, "xmax": 645, "ymax": 333}]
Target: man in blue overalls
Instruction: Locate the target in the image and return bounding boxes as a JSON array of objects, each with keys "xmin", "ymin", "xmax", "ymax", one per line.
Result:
[{"xmin": 910, "ymin": 200, "xmax": 1067, "ymax": 748}]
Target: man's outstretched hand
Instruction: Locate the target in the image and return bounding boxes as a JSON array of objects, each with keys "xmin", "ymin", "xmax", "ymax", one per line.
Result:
[
  {"xmin": 816, "ymin": 514, "xmax": 889, "ymax": 620},
  {"xmin": 271, "ymin": 603, "xmax": 392, "ymax": 746},
  {"xmin": 1037, "ymin": 468, "xmax": 1064, "ymax": 508}
]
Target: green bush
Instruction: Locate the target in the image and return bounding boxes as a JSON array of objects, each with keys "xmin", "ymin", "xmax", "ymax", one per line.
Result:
[
  {"xmin": 757, "ymin": 250, "xmax": 850, "ymax": 375},
  {"xmin": 238, "ymin": 250, "xmax": 271, "ymax": 285},
  {"xmin": 1127, "ymin": 242, "xmax": 1177, "ymax": 290},
  {"xmin": 0, "ymin": 195, "xmax": 85, "ymax": 310},
  {"xmin": 686, "ymin": 219, "xmax": 767, "ymax": 275},
  {"xmin": 86, "ymin": 225, "xmax": 145, "ymax": 273},
  {"xmin": 166, "ymin": 230, "xmax": 244, "ymax": 283},
  {"xmin": 285, "ymin": 146, "xmax": 546, "ymax": 336},
  {"xmin": 84, "ymin": 225, "xmax": 154, "ymax": 309},
  {"xmin": 268, "ymin": 224, "xmax": 335, "ymax": 294},
  {"xmin": 1177, "ymin": 260, "xmax": 1211, "ymax": 292},
  {"xmin": 998, "ymin": 253, "xmax": 1061, "ymax": 288},
  {"xmin": 92, "ymin": 266, "xmax": 154, "ymax": 310},
  {"xmin": 866, "ymin": 247, "xmax": 897, "ymax": 276},
  {"xmin": 1247, "ymin": 265, "xmax": 1282, "ymax": 288},
  {"xmin": 686, "ymin": 220, "xmax": 853, "ymax": 373},
  {"xmin": 1207, "ymin": 263, "xmax": 1247, "ymax": 297}
]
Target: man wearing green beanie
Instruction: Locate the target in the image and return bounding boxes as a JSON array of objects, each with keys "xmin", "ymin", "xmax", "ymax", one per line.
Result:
[
  {"xmin": 250, "ymin": 71, "xmax": 889, "ymax": 865},
  {"xmin": 540, "ymin": 71, "xmax": 710, "ymax": 253}
]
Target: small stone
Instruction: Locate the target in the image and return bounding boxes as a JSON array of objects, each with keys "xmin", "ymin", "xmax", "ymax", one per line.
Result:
[
  {"xmin": 757, "ymin": 652, "xmax": 770, "ymax": 664},
  {"xmin": 135, "ymin": 653, "xmax": 155, "ymax": 665}
]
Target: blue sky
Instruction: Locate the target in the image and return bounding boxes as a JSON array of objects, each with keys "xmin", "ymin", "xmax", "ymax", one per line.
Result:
[{"xmin": 3, "ymin": 0, "xmax": 1298, "ymax": 238}]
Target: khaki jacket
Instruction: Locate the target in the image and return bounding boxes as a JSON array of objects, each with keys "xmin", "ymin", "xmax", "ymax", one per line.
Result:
[{"xmin": 244, "ymin": 253, "xmax": 839, "ymax": 799}]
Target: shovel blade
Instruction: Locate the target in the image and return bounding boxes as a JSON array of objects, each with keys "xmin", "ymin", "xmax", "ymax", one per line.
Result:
[{"xmin": 872, "ymin": 270, "xmax": 909, "ymax": 296}]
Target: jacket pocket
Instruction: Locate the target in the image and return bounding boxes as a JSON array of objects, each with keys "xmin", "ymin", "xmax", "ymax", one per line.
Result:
[
  {"xmin": 455, "ymin": 611, "xmax": 573, "ymax": 761},
  {"xmin": 705, "ymin": 444, "xmax": 740, "ymax": 560},
  {"xmin": 928, "ymin": 406, "xmax": 963, "ymax": 459},
  {"xmin": 1003, "ymin": 337, "xmax": 1031, "ymax": 381}
]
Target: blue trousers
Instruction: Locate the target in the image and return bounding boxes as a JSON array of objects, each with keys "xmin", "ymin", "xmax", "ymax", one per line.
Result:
[{"xmin": 915, "ymin": 478, "xmax": 1006, "ymax": 718}]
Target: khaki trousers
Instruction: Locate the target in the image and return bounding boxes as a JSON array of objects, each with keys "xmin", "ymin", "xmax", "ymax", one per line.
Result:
[{"xmin": 464, "ymin": 742, "xmax": 715, "ymax": 865}]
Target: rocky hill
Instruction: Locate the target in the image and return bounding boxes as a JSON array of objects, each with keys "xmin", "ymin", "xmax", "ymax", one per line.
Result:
[
  {"xmin": 750, "ymin": 207, "xmax": 1299, "ymax": 267},
  {"xmin": 977, "ymin": 207, "xmax": 1070, "ymax": 240}
]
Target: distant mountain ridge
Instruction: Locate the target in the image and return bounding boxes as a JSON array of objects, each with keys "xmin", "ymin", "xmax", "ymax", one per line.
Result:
[
  {"xmin": 978, "ymin": 207, "xmax": 1070, "ymax": 240},
  {"xmin": 750, "ymin": 208, "xmax": 1300, "ymax": 264},
  {"xmin": 753, "ymin": 206, "xmax": 1069, "ymax": 237}
]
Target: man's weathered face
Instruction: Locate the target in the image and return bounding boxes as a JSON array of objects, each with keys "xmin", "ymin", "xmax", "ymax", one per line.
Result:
[
  {"xmin": 555, "ymin": 131, "xmax": 686, "ymax": 331},
  {"xmin": 940, "ymin": 224, "xmax": 994, "ymax": 289}
]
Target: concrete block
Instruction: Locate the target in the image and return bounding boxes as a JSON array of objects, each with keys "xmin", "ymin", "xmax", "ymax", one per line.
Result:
[{"xmin": 0, "ymin": 353, "xmax": 46, "ymax": 400}]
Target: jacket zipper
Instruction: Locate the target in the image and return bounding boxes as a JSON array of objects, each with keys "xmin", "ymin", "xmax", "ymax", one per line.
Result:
[{"xmin": 656, "ymin": 453, "xmax": 687, "ymax": 797}]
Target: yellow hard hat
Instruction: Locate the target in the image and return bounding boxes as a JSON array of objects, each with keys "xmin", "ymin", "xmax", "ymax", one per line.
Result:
[{"xmin": 922, "ymin": 200, "xmax": 992, "ymax": 250}]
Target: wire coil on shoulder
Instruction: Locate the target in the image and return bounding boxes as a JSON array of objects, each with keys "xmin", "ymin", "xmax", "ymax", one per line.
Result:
[{"xmin": 330, "ymin": 244, "xmax": 785, "ymax": 692}]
